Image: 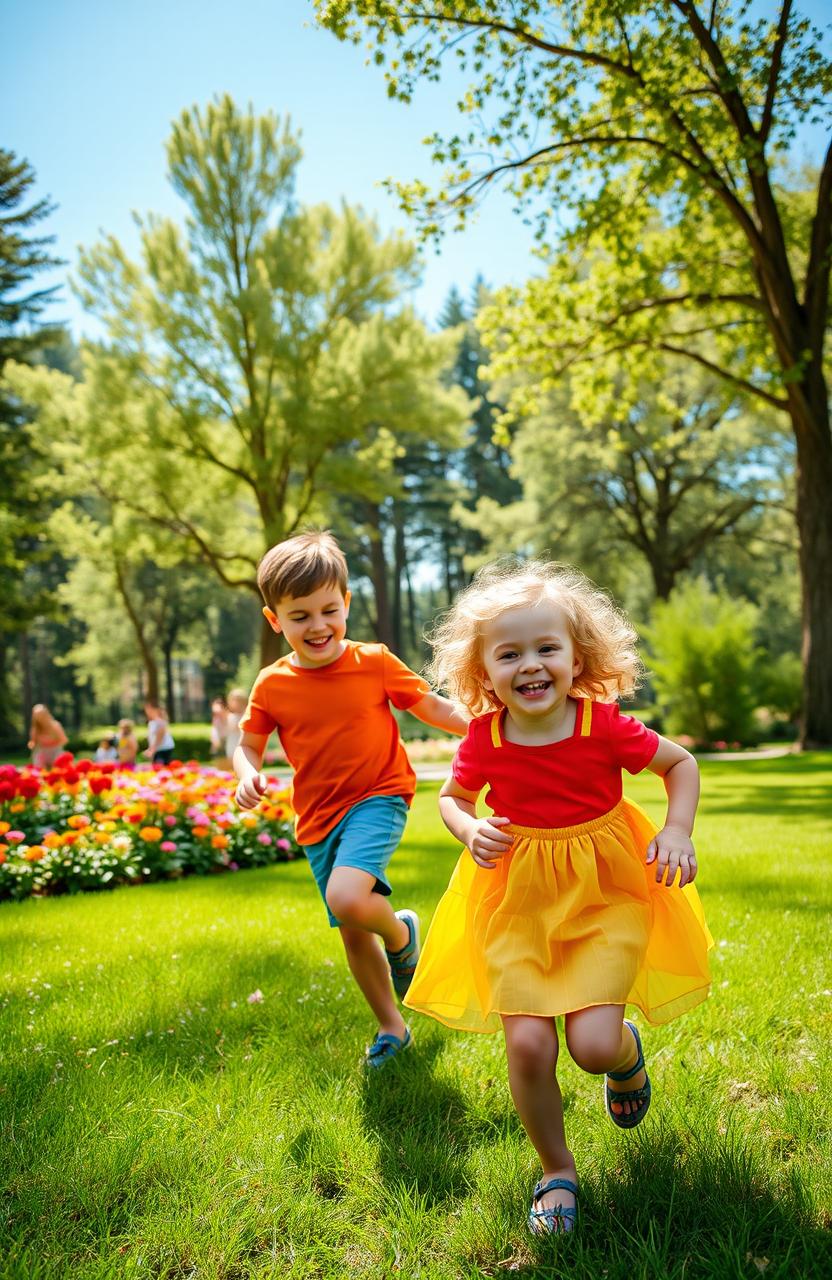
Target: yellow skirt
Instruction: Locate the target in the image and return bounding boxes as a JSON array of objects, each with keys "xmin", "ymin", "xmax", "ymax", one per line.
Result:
[{"xmin": 405, "ymin": 798, "xmax": 713, "ymax": 1033}]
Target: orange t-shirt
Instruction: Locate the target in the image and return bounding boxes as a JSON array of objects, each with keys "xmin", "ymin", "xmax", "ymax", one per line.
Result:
[{"xmin": 238, "ymin": 641, "xmax": 430, "ymax": 845}]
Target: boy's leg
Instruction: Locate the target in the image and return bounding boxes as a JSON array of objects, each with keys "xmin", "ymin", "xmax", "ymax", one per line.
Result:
[
  {"xmin": 564, "ymin": 1004, "xmax": 647, "ymax": 1117},
  {"xmin": 326, "ymin": 865, "xmax": 409, "ymax": 952},
  {"xmin": 502, "ymin": 1015, "xmax": 577, "ymax": 1225},
  {"xmin": 338, "ymin": 923, "xmax": 407, "ymax": 1041}
]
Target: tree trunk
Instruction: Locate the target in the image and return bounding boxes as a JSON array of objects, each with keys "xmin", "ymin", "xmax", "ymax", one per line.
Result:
[
  {"xmin": 164, "ymin": 645, "xmax": 176, "ymax": 722},
  {"xmin": 259, "ymin": 615, "xmax": 283, "ymax": 666},
  {"xmin": 789, "ymin": 382, "xmax": 832, "ymax": 747},
  {"xmin": 367, "ymin": 505, "xmax": 395, "ymax": 648},
  {"xmin": 19, "ymin": 631, "xmax": 32, "ymax": 730},
  {"xmin": 392, "ymin": 506, "xmax": 405, "ymax": 654}
]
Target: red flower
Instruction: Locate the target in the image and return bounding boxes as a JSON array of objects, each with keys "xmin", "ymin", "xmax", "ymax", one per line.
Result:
[
  {"xmin": 18, "ymin": 776, "xmax": 40, "ymax": 799},
  {"xmin": 0, "ymin": 782, "xmax": 13, "ymax": 802},
  {"xmin": 89, "ymin": 776, "xmax": 112, "ymax": 795},
  {"xmin": 54, "ymin": 752, "xmax": 74, "ymax": 768}
]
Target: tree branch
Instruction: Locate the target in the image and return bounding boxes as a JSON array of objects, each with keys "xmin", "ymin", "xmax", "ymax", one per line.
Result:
[
  {"xmin": 760, "ymin": 0, "xmax": 792, "ymax": 145},
  {"xmin": 805, "ymin": 136, "xmax": 832, "ymax": 364}
]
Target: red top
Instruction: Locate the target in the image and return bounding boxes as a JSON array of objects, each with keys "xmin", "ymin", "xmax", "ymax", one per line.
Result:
[
  {"xmin": 452, "ymin": 698, "xmax": 659, "ymax": 828},
  {"xmin": 239, "ymin": 641, "xmax": 429, "ymax": 844}
]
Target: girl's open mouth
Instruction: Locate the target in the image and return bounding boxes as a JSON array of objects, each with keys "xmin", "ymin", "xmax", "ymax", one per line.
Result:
[{"xmin": 517, "ymin": 680, "xmax": 551, "ymax": 697}]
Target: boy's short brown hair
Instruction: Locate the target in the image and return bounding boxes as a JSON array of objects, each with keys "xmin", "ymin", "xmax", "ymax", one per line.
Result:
[{"xmin": 257, "ymin": 530, "xmax": 349, "ymax": 610}]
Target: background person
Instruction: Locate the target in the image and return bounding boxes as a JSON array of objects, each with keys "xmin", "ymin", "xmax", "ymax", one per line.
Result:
[
  {"xmin": 28, "ymin": 703, "xmax": 68, "ymax": 769},
  {"xmin": 143, "ymin": 701, "xmax": 175, "ymax": 766}
]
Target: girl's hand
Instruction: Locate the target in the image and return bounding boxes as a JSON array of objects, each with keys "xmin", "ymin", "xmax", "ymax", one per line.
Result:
[
  {"xmin": 646, "ymin": 825, "xmax": 697, "ymax": 887},
  {"xmin": 235, "ymin": 772, "xmax": 267, "ymax": 810},
  {"xmin": 467, "ymin": 816, "xmax": 513, "ymax": 870}
]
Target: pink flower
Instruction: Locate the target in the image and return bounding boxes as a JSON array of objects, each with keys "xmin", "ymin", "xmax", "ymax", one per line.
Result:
[
  {"xmin": 247, "ymin": 989, "xmax": 264, "ymax": 1004},
  {"xmin": 276, "ymin": 838, "xmax": 291, "ymax": 851},
  {"xmin": 160, "ymin": 841, "xmax": 177, "ymax": 853},
  {"xmin": 256, "ymin": 832, "xmax": 273, "ymax": 846},
  {"xmin": 6, "ymin": 831, "xmax": 25, "ymax": 843},
  {"xmin": 164, "ymin": 815, "xmax": 177, "ymax": 827}
]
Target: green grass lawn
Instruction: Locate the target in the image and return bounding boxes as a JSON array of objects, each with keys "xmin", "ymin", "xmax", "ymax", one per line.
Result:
[{"xmin": 1, "ymin": 757, "xmax": 830, "ymax": 1280}]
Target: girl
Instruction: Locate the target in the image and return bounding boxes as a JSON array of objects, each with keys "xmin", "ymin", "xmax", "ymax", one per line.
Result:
[
  {"xmin": 117, "ymin": 718, "xmax": 139, "ymax": 767},
  {"xmin": 143, "ymin": 702, "xmax": 175, "ymax": 766},
  {"xmin": 28, "ymin": 704, "xmax": 68, "ymax": 769},
  {"xmin": 405, "ymin": 561, "xmax": 711, "ymax": 1236}
]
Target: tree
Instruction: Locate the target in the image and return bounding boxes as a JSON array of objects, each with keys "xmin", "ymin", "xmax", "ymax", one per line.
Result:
[
  {"xmin": 7, "ymin": 96, "xmax": 469, "ymax": 664},
  {"xmin": 0, "ymin": 149, "xmax": 65, "ymax": 741},
  {"xmin": 465, "ymin": 361, "xmax": 789, "ymax": 599},
  {"xmin": 317, "ymin": 1, "xmax": 832, "ymax": 745}
]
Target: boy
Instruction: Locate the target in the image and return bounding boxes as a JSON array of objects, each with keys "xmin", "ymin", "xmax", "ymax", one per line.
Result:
[{"xmin": 234, "ymin": 530, "xmax": 467, "ymax": 1068}]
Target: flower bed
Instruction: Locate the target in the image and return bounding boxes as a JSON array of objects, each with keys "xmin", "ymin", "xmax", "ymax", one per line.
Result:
[{"xmin": 0, "ymin": 754, "xmax": 300, "ymax": 902}]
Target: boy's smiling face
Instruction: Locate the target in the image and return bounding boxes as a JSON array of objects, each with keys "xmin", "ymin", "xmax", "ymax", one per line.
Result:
[{"xmin": 264, "ymin": 582, "xmax": 351, "ymax": 669}]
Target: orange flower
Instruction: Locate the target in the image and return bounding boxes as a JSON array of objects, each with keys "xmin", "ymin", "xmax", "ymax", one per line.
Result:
[
  {"xmin": 67, "ymin": 814, "xmax": 91, "ymax": 829},
  {"xmin": 0, "ymin": 849, "xmax": 7, "ymax": 863},
  {"xmin": 43, "ymin": 833, "xmax": 63, "ymax": 849},
  {"xmin": 211, "ymin": 834, "xmax": 229, "ymax": 849},
  {"xmin": 24, "ymin": 845, "xmax": 46, "ymax": 862},
  {"xmin": 94, "ymin": 831, "xmax": 112, "ymax": 844},
  {"xmin": 240, "ymin": 814, "xmax": 259, "ymax": 829},
  {"xmin": 139, "ymin": 826, "xmax": 163, "ymax": 842},
  {"xmin": 61, "ymin": 832, "xmax": 78, "ymax": 846},
  {"xmin": 0, "ymin": 821, "xmax": 9, "ymax": 835},
  {"xmin": 10, "ymin": 802, "xmax": 25, "ymax": 813}
]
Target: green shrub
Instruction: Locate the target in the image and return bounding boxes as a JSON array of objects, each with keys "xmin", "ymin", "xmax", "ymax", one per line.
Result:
[{"xmin": 645, "ymin": 579, "xmax": 761, "ymax": 746}]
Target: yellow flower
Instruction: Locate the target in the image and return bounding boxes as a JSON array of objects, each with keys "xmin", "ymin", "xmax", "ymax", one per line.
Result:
[
  {"xmin": 240, "ymin": 814, "xmax": 259, "ymax": 829},
  {"xmin": 67, "ymin": 815, "xmax": 91, "ymax": 829}
]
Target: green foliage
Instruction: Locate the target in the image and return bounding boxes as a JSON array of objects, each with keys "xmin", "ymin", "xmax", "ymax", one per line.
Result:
[
  {"xmin": 0, "ymin": 150, "xmax": 67, "ymax": 737},
  {"xmin": 6, "ymin": 96, "xmax": 470, "ymax": 672},
  {"xmin": 317, "ymin": 1, "xmax": 832, "ymax": 745},
  {"xmin": 645, "ymin": 578, "xmax": 763, "ymax": 745}
]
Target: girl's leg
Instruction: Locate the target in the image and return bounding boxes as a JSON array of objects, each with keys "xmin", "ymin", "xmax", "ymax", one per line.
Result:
[
  {"xmin": 564, "ymin": 1005, "xmax": 646, "ymax": 1117},
  {"xmin": 338, "ymin": 924, "xmax": 407, "ymax": 1040},
  {"xmin": 502, "ymin": 1015, "xmax": 577, "ymax": 1224},
  {"xmin": 326, "ymin": 866, "xmax": 409, "ymax": 953}
]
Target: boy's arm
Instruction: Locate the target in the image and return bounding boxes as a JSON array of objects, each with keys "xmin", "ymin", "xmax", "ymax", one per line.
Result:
[
  {"xmin": 408, "ymin": 691, "xmax": 469, "ymax": 736},
  {"xmin": 645, "ymin": 736, "xmax": 700, "ymax": 887},
  {"xmin": 233, "ymin": 731, "xmax": 270, "ymax": 809}
]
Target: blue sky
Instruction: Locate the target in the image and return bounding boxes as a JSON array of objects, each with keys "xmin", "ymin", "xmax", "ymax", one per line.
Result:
[
  {"xmin": 4, "ymin": 0, "xmax": 543, "ymax": 338},
  {"xmin": 4, "ymin": 0, "xmax": 830, "ymax": 341}
]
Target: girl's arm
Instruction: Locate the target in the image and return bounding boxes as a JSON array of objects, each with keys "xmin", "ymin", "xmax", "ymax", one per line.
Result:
[
  {"xmin": 233, "ymin": 731, "xmax": 270, "ymax": 809},
  {"xmin": 438, "ymin": 776, "xmax": 513, "ymax": 869},
  {"xmin": 645, "ymin": 736, "xmax": 700, "ymax": 887},
  {"xmin": 408, "ymin": 692, "xmax": 469, "ymax": 737}
]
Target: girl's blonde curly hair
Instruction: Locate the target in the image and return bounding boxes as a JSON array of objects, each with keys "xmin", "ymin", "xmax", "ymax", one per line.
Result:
[{"xmin": 426, "ymin": 559, "xmax": 644, "ymax": 717}]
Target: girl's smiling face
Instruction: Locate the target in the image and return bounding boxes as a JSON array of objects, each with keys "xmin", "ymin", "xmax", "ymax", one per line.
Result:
[{"xmin": 480, "ymin": 601, "xmax": 583, "ymax": 723}]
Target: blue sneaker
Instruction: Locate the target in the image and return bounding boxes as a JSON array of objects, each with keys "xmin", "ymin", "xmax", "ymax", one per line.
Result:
[{"xmin": 385, "ymin": 909, "xmax": 420, "ymax": 999}]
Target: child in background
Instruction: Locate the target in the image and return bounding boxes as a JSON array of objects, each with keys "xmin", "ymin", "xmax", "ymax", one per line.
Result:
[
  {"xmin": 117, "ymin": 719, "xmax": 139, "ymax": 767},
  {"xmin": 28, "ymin": 704, "xmax": 68, "ymax": 769},
  {"xmin": 210, "ymin": 698, "xmax": 228, "ymax": 761},
  {"xmin": 143, "ymin": 702, "xmax": 175, "ymax": 766},
  {"xmin": 234, "ymin": 530, "xmax": 467, "ymax": 1068},
  {"xmin": 223, "ymin": 687, "xmax": 248, "ymax": 764},
  {"xmin": 405, "ymin": 560, "xmax": 712, "ymax": 1235},
  {"xmin": 94, "ymin": 734, "xmax": 119, "ymax": 763}
]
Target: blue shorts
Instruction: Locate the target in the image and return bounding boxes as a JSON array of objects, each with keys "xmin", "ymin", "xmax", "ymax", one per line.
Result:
[{"xmin": 303, "ymin": 794, "xmax": 409, "ymax": 927}]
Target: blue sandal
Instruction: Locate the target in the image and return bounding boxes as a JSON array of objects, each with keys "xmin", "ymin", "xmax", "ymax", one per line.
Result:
[
  {"xmin": 364, "ymin": 1026, "xmax": 412, "ymax": 1070},
  {"xmin": 385, "ymin": 909, "xmax": 421, "ymax": 999},
  {"xmin": 604, "ymin": 1019, "xmax": 651, "ymax": 1130},
  {"xmin": 528, "ymin": 1177, "xmax": 579, "ymax": 1235}
]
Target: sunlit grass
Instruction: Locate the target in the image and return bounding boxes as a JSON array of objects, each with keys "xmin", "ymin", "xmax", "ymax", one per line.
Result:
[{"xmin": 1, "ymin": 756, "xmax": 830, "ymax": 1279}]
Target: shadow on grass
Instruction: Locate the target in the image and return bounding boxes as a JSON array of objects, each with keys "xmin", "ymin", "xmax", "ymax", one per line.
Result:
[
  {"xmin": 356, "ymin": 1032, "xmax": 482, "ymax": 1207},
  {"xmin": 497, "ymin": 1122, "xmax": 831, "ymax": 1280}
]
